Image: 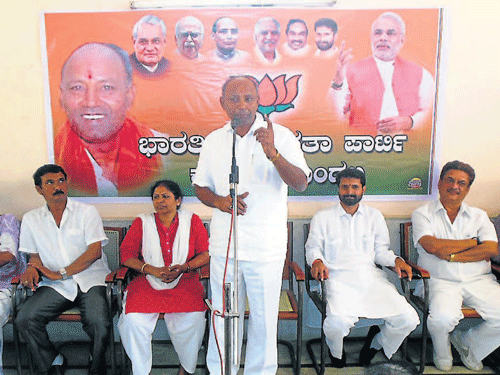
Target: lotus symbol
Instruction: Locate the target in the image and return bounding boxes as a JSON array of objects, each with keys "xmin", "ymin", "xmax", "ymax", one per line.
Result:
[{"xmin": 253, "ymin": 74, "xmax": 301, "ymax": 116}]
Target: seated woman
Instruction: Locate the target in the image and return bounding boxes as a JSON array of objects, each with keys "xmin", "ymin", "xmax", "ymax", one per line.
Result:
[{"xmin": 118, "ymin": 180, "xmax": 209, "ymax": 375}]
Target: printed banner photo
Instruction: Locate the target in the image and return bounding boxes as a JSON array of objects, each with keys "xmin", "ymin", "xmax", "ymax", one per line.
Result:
[{"xmin": 43, "ymin": 7, "xmax": 442, "ymax": 198}]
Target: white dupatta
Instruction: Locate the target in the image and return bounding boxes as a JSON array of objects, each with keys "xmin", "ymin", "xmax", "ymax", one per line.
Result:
[{"xmin": 139, "ymin": 209, "xmax": 193, "ymax": 290}]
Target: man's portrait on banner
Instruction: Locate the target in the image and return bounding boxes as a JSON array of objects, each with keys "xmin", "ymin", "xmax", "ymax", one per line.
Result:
[
  {"xmin": 330, "ymin": 12, "xmax": 436, "ymax": 135},
  {"xmin": 130, "ymin": 15, "xmax": 171, "ymax": 79},
  {"xmin": 44, "ymin": 8, "xmax": 441, "ymax": 199},
  {"xmin": 54, "ymin": 43, "xmax": 163, "ymax": 197}
]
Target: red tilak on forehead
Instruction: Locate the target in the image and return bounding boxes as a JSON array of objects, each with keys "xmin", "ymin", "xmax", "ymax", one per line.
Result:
[{"xmin": 87, "ymin": 71, "xmax": 92, "ymax": 79}]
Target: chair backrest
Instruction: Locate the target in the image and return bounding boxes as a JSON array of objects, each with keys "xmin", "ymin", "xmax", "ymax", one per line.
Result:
[
  {"xmin": 283, "ymin": 221, "xmax": 293, "ymax": 281},
  {"xmin": 103, "ymin": 227, "xmax": 126, "ymax": 271},
  {"xmin": 303, "ymin": 223, "xmax": 311, "ymax": 275},
  {"xmin": 400, "ymin": 222, "xmax": 418, "ymax": 265}
]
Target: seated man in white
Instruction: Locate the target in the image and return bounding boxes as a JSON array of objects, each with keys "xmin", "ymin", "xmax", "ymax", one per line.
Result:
[
  {"xmin": 306, "ymin": 167, "xmax": 419, "ymax": 367},
  {"xmin": 412, "ymin": 160, "xmax": 500, "ymax": 372}
]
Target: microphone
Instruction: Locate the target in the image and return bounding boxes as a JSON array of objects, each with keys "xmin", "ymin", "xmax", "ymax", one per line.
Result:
[{"xmin": 231, "ymin": 118, "xmax": 241, "ymax": 130}]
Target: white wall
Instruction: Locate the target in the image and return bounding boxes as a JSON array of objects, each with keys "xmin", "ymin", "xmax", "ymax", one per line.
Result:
[{"xmin": 1, "ymin": 0, "xmax": 499, "ymax": 220}]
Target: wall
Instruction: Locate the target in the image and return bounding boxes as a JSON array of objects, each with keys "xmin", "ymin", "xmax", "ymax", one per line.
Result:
[{"xmin": 1, "ymin": 0, "xmax": 500, "ymax": 221}]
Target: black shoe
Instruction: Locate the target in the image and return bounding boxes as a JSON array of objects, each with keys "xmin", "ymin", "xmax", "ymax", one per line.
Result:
[
  {"xmin": 359, "ymin": 325, "xmax": 381, "ymax": 366},
  {"xmin": 88, "ymin": 354, "xmax": 107, "ymax": 375},
  {"xmin": 48, "ymin": 355, "xmax": 67, "ymax": 375},
  {"xmin": 328, "ymin": 348, "xmax": 346, "ymax": 368}
]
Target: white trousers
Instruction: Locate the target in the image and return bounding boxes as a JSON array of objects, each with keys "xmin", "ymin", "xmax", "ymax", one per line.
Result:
[
  {"xmin": 118, "ymin": 300, "xmax": 206, "ymax": 375},
  {"xmin": 207, "ymin": 255, "xmax": 285, "ymax": 375},
  {"xmin": 0, "ymin": 290, "xmax": 11, "ymax": 375},
  {"xmin": 323, "ymin": 308, "xmax": 419, "ymax": 359},
  {"xmin": 427, "ymin": 277, "xmax": 500, "ymax": 361}
]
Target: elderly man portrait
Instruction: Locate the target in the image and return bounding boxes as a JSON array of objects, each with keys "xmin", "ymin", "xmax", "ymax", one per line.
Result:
[
  {"xmin": 253, "ymin": 17, "xmax": 282, "ymax": 65},
  {"xmin": 331, "ymin": 12, "xmax": 435, "ymax": 134},
  {"xmin": 129, "ymin": 15, "xmax": 170, "ymax": 79},
  {"xmin": 314, "ymin": 18, "xmax": 339, "ymax": 58},
  {"xmin": 175, "ymin": 16, "xmax": 205, "ymax": 61},
  {"xmin": 282, "ymin": 19, "xmax": 311, "ymax": 57},
  {"xmin": 306, "ymin": 167, "xmax": 419, "ymax": 368},
  {"xmin": 412, "ymin": 160, "xmax": 500, "ymax": 372},
  {"xmin": 210, "ymin": 17, "xmax": 250, "ymax": 64},
  {"xmin": 54, "ymin": 42, "xmax": 163, "ymax": 197},
  {"xmin": 193, "ymin": 75, "xmax": 310, "ymax": 375},
  {"xmin": 15, "ymin": 164, "xmax": 111, "ymax": 375}
]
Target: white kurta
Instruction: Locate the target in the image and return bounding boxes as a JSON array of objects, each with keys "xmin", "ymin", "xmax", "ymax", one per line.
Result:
[
  {"xmin": 19, "ymin": 198, "xmax": 109, "ymax": 301},
  {"xmin": 193, "ymin": 116, "xmax": 311, "ymax": 261},
  {"xmin": 193, "ymin": 116, "xmax": 310, "ymax": 375},
  {"xmin": 412, "ymin": 200, "xmax": 500, "ymax": 361},
  {"xmin": 334, "ymin": 56, "xmax": 435, "ymax": 129},
  {"xmin": 306, "ymin": 203, "xmax": 409, "ymax": 318}
]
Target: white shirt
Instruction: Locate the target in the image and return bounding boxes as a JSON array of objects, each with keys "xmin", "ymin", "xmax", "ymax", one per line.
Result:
[
  {"xmin": 412, "ymin": 200, "xmax": 498, "ymax": 283},
  {"xmin": 193, "ymin": 116, "xmax": 310, "ymax": 261},
  {"xmin": 306, "ymin": 203, "xmax": 397, "ymax": 270},
  {"xmin": 254, "ymin": 45, "xmax": 282, "ymax": 65},
  {"xmin": 19, "ymin": 198, "xmax": 110, "ymax": 301},
  {"xmin": 335, "ymin": 56, "xmax": 435, "ymax": 129},
  {"xmin": 305, "ymin": 203, "xmax": 407, "ymax": 317}
]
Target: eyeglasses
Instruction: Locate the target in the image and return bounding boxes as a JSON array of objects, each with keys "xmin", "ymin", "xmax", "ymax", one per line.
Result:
[
  {"xmin": 178, "ymin": 31, "xmax": 201, "ymax": 39},
  {"xmin": 443, "ymin": 176, "xmax": 468, "ymax": 188}
]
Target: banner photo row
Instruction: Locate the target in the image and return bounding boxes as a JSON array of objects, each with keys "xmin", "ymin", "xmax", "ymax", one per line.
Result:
[{"xmin": 43, "ymin": 7, "xmax": 442, "ymax": 199}]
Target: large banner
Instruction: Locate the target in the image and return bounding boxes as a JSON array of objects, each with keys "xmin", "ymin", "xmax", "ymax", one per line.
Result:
[{"xmin": 43, "ymin": 8, "xmax": 442, "ymax": 198}]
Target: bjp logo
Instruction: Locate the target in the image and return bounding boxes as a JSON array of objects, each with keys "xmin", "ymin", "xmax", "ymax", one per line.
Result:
[{"xmin": 253, "ymin": 74, "xmax": 301, "ymax": 116}]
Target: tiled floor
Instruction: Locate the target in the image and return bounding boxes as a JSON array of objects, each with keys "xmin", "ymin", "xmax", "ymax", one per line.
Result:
[{"xmin": 3, "ymin": 338, "xmax": 498, "ymax": 374}]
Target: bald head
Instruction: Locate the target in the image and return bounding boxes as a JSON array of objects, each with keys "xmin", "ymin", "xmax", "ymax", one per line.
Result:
[
  {"xmin": 220, "ymin": 76, "xmax": 259, "ymax": 131},
  {"xmin": 61, "ymin": 43, "xmax": 133, "ymax": 88},
  {"xmin": 59, "ymin": 43, "xmax": 136, "ymax": 145}
]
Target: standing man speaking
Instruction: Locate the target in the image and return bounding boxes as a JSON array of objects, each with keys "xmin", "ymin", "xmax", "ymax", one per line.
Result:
[{"xmin": 193, "ymin": 76, "xmax": 310, "ymax": 375}]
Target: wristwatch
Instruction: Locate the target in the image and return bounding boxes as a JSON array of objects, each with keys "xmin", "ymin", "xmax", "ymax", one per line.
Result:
[{"xmin": 59, "ymin": 268, "xmax": 68, "ymax": 280}]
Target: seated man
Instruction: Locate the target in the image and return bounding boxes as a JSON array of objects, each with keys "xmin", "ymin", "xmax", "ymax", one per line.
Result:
[
  {"xmin": 0, "ymin": 214, "xmax": 26, "ymax": 374},
  {"xmin": 412, "ymin": 160, "xmax": 500, "ymax": 372},
  {"xmin": 306, "ymin": 167, "xmax": 419, "ymax": 367},
  {"xmin": 15, "ymin": 164, "xmax": 111, "ymax": 375}
]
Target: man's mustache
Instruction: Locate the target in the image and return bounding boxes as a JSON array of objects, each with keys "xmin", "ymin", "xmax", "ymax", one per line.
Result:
[{"xmin": 53, "ymin": 190, "xmax": 65, "ymax": 196}]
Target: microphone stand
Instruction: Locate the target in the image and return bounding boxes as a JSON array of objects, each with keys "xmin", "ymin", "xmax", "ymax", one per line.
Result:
[
  {"xmin": 225, "ymin": 128, "xmax": 240, "ymax": 374},
  {"xmin": 204, "ymin": 126, "xmax": 240, "ymax": 375}
]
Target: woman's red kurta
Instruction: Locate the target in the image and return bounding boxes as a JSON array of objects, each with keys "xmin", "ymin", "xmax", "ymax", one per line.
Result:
[{"xmin": 121, "ymin": 213, "xmax": 209, "ymax": 313}]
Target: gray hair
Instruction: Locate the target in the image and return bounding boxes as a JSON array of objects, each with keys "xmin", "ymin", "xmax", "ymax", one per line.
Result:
[
  {"xmin": 133, "ymin": 15, "xmax": 167, "ymax": 39},
  {"xmin": 254, "ymin": 17, "xmax": 281, "ymax": 37},
  {"xmin": 374, "ymin": 12, "xmax": 406, "ymax": 35},
  {"xmin": 175, "ymin": 16, "xmax": 204, "ymax": 37},
  {"xmin": 61, "ymin": 43, "xmax": 133, "ymax": 88}
]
